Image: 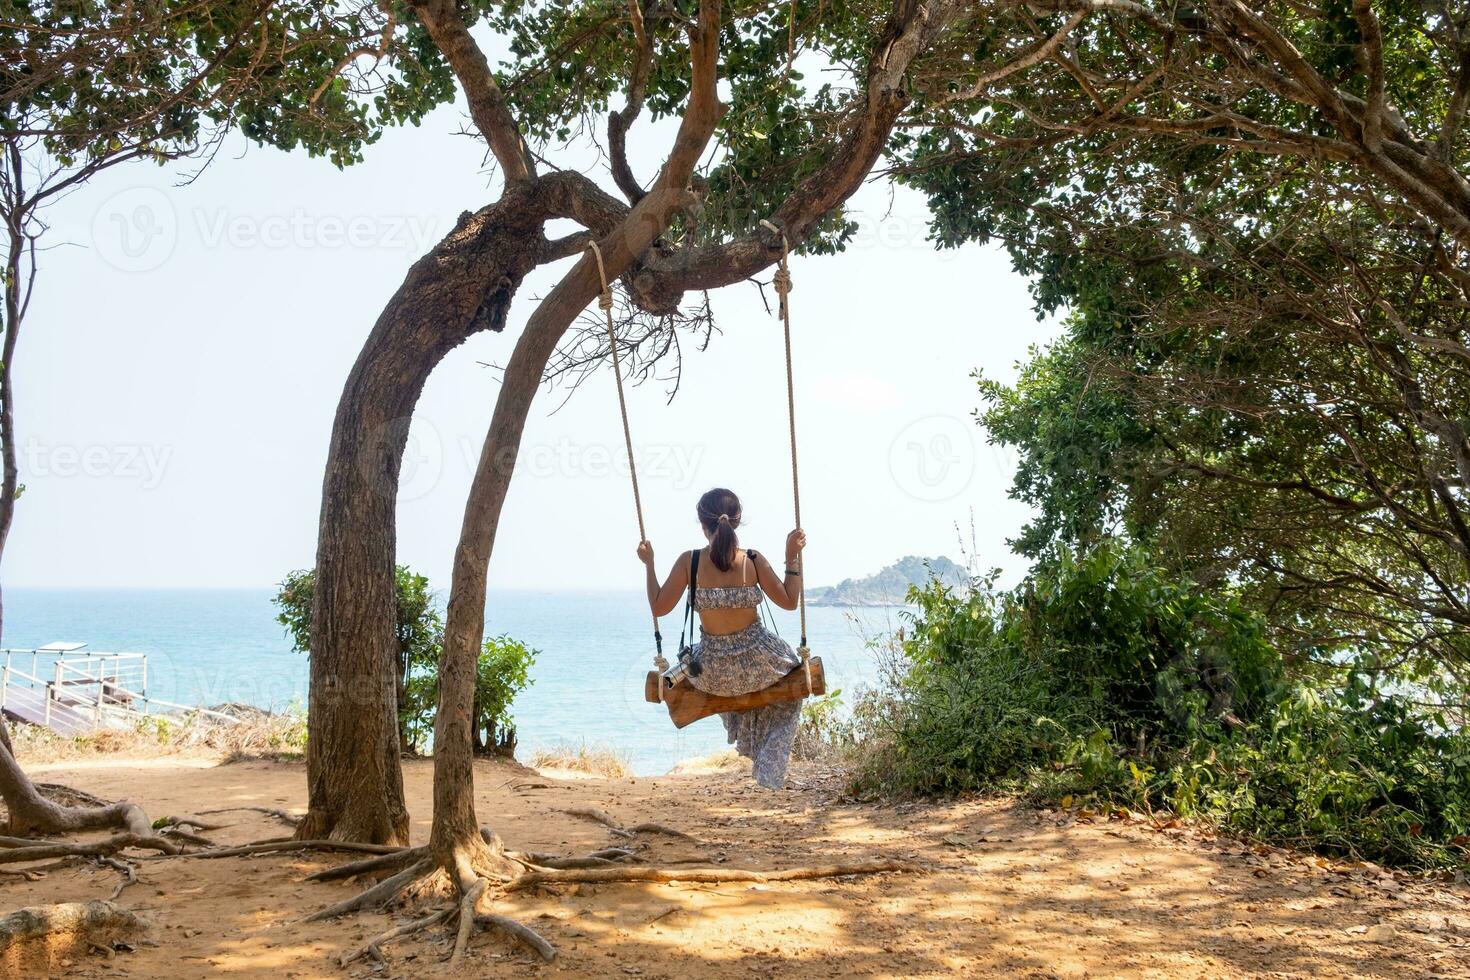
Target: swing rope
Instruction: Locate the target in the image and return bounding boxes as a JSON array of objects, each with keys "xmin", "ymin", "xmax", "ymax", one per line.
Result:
[
  {"xmin": 759, "ymin": 219, "xmax": 811, "ymax": 694},
  {"xmin": 587, "ymin": 241, "xmax": 669, "ymax": 693},
  {"xmin": 593, "ymin": 217, "xmax": 812, "ymax": 702}
]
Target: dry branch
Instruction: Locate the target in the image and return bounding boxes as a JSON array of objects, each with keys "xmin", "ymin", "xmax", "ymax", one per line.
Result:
[
  {"xmin": 338, "ymin": 906, "xmax": 454, "ymax": 967},
  {"xmin": 96, "ymin": 856, "xmax": 137, "ymax": 901},
  {"xmin": 561, "ymin": 806, "xmax": 700, "ymax": 842}
]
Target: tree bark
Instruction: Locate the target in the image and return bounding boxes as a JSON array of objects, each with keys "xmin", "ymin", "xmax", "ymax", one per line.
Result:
[
  {"xmin": 0, "ymin": 141, "xmax": 27, "ymax": 687},
  {"xmin": 427, "ymin": 0, "xmax": 726, "ymax": 879},
  {"xmin": 299, "ymin": 187, "xmax": 550, "ymax": 844}
]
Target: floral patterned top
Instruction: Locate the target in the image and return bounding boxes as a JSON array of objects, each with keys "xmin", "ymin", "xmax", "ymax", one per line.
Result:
[{"xmin": 694, "ymin": 584, "xmax": 763, "ymax": 609}]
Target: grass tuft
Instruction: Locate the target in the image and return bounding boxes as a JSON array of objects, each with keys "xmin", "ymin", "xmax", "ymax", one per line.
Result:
[{"xmin": 528, "ymin": 741, "xmax": 633, "ymax": 779}]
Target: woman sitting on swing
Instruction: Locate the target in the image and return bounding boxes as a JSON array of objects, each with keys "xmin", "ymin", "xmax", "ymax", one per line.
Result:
[{"xmin": 637, "ymin": 487, "xmax": 807, "ymax": 789}]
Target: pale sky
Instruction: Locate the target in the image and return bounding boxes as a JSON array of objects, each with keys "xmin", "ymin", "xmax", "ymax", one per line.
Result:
[{"xmin": 9, "ymin": 81, "xmax": 1061, "ymax": 591}]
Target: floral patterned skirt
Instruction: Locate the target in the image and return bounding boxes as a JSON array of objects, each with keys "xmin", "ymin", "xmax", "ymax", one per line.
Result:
[{"xmin": 689, "ymin": 622, "xmax": 802, "ymax": 789}]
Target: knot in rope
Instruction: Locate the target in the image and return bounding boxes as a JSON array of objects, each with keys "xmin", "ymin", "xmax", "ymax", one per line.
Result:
[
  {"xmin": 773, "ymin": 267, "xmax": 793, "ymax": 297},
  {"xmin": 598, "ymin": 289, "xmax": 614, "ymax": 312}
]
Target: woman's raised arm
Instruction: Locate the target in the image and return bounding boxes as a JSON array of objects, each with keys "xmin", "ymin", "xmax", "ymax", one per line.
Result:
[
  {"xmin": 639, "ymin": 542, "xmax": 691, "ymax": 617},
  {"xmin": 753, "ymin": 533, "xmax": 804, "ymax": 611}
]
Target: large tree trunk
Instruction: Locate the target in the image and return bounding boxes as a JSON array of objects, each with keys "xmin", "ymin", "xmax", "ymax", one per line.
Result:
[
  {"xmin": 427, "ymin": 0, "xmax": 725, "ymax": 880},
  {"xmin": 298, "ymin": 189, "xmax": 549, "ymax": 844},
  {"xmin": 429, "ymin": 302, "xmax": 576, "ymax": 874}
]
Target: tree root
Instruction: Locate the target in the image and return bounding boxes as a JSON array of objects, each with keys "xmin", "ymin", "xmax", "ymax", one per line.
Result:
[
  {"xmin": 0, "ymin": 901, "xmax": 148, "ymax": 974},
  {"xmin": 504, "ymin": 859, "xmax": 924, "ymax": 893},
  {"xmin": 506, "ymin": 844, "xmax": 638, "ymax": 871},
  {"xmin": 157, "ymin": 826, "xmax": 214, "ymax": 847},
  {"xmin": 474, "ymin": 912, "xmax": 555, "ymax": 962},
  {"xmin": 95, "ymin": 856, "xmax": 137, "ymax": 901},
  {"xmin": 1, "ymin": 754, "xmax": 177, "ymax": 857},
  {"xmin": 153, "ymin": 838, "xmax": 407, "ymax": 861},
  {"xmin": 156, "ymin": 815, "xmax": 228, "ymax": 832},
  {"xmin": 449, "ymin": 877, "xmax": 487, "ymax": 964},
  {"xmin": 303, "ymin": 858, "xmax": 433, "ymax": 922},
  {"xmin": 338, "ymin": 906, "xmax": 453, "ymax": 967},
  {"xmin": 0, "ymin": 857, "xmax": 78, "ymax": 879},
  {"xmin": 34, "ymin": 783, "xmax": 111, "ymax": 808},
  {"xmin": 0, "ymin": 832, "xmax": 177, "ymax": 864},
  {"xmin": 301, "ymin": 818, "xmax": 915, "ymax": 968},
  {"xmin": 562, "ymin": 806, "xmax": 700, "ymax": 842},
  {"xmin": 192, "ymin": 805, "xmax": 301, "ymax": 827},
  {"xmin": 335, "ymin": 901, "xmax": 556, "ymax": 967},
  {"xmin": 305, "ymin": 845, "xmax": 428, "ymax": 882}
]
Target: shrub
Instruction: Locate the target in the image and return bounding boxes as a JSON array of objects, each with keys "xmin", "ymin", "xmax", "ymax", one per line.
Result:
[
  {"xmin": 275, "ymin": 565, "xmax": 443, "ymax": 748},
  {"xmin": 401, "ymin": 634, "xmax": 536, "ymax": 756},
  {"xmin": 852, "ymin": 541, "xmax": 1470, "ymax": 869},
  {"xmin": 275, "ymin": 569, "xmax": 535, "ymax": 756}
]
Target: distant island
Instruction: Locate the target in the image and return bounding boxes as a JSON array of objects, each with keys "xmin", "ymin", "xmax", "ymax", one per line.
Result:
[{"xmin": 806, "ymin": 556, "xmax": 969, "ymax": 607}]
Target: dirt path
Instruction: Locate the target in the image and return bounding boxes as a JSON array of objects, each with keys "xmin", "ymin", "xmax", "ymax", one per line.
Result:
[{"xmin": 3, "ymin": 753, "xmax": 1467, "ymax": 978}]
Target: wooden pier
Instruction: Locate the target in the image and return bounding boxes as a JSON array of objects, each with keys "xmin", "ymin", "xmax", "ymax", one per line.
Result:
[{"xmin": 1, "ymin": 642, "xmax": 236, "ymax": 735}]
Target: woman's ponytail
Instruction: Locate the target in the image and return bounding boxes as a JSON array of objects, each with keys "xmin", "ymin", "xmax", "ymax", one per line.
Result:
[{"xmin": 697, "ymin": 488, "xmax": 742, "ymax": 572}]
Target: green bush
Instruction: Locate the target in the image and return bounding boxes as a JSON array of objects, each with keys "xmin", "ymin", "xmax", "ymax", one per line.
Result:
[
  {"xmin": 275, "ymin": 569, "xmax": 535, "ymax": 757},
  {"xmin": 398, "ymin": 635, "xmax": 537, "ymax": 756},
  {"xmin": 275, "ymin": 566, "xmax": 443, "ymax": 748},
  {"xmin": 853, "ymin": 541, "xmax": 1470, "ymax": 869},
  {"xmin": 1165, "ymin": 678, "xmax": 1470, "ymax": 868}
]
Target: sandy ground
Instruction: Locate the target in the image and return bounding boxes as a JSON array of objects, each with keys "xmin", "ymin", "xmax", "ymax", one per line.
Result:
[{"xmin": 3, "ymin": 753, "xmax": 1468, "ymax": 979}]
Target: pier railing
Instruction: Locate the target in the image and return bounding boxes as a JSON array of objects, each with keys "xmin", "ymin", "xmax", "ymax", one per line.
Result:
[{"xmin": 0, "ymin": 647, "xmax": 238, "ymax": 734}]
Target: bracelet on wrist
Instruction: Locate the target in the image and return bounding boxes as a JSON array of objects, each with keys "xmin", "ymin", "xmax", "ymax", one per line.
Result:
[{"xmin": 785, "ymin": 567, "xmax": 801, "ymax": 576}]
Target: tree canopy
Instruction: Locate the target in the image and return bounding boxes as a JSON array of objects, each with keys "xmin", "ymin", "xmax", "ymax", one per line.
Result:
[{"xmin": 942, "ymin": 2, "xmax": 1470, "ymax": 689}]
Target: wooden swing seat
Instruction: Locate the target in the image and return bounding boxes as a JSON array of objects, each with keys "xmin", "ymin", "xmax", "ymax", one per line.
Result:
[{"xmin": 644, "ymin": 657, "xmax": 825, "ymax": 729}]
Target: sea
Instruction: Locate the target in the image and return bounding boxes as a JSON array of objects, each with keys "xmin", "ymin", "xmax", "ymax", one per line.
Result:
[{"xmin": 2, "ymin": 589, "xmax": 906, "ymax": 775}]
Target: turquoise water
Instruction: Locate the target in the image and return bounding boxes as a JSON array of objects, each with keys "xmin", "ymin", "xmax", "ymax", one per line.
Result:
[{"xmin": 2, "ymin": 589, "xmax": 903, "ymax": 774}]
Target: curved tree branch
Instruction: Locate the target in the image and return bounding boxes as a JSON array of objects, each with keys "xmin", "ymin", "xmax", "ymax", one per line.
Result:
[
  {"xmin": 630, "ymin": 0, "xmax": 966, "ymax": 313},
  {"xmin": 409, "ymin": 0, "xmax": 536, "ymax": 182},
  {"xmin": 609, "ymin": 0, "xmax": 655, "ymax": 204},
  {"xmin": 429, "ymin": 0, "xmax": 725, "ymax": 879}
]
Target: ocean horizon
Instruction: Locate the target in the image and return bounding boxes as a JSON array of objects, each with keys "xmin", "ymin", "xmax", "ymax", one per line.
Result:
[{"xmin": 1, "ymin": 587, "xmax": 903, "ymax": 775}]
